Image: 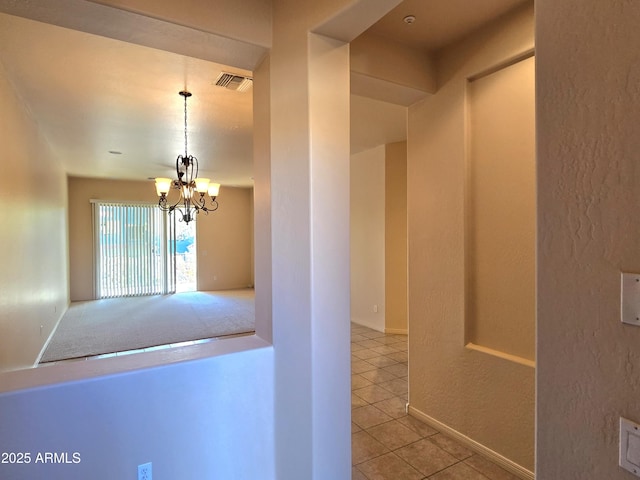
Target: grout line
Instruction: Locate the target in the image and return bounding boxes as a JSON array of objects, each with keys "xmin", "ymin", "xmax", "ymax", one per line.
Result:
[{"xmin": 350, "ymin": 324, "xmax": 510, "ymax": 480}]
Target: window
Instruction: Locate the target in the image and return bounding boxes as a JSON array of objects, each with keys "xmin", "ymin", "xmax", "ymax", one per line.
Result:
[{"xmin": 92, "ymin": 201, "xmax": 175, "ymax": 298}]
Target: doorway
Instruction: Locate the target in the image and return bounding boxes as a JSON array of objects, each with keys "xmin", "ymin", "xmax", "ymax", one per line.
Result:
[{"xmin": 174, "ymin": 218, "xmax": 197, "ymax": 292}]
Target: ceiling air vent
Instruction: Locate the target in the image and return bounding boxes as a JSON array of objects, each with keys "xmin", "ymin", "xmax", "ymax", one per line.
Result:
[{"xmin": 214, "ymin": 72, "xmax": 253, "ymax": 92}]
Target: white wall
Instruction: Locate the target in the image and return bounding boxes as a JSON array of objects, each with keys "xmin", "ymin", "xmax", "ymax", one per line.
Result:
[
  {"xmin": 351, "ymin": 145, "xmax": 386, "ymax": 331},
  {"xmin": 0, "ymin": 2, "xmax": 402, "ymax": 480},
  {"xmin": 0, "ymin": 340, "xmax": 275, "ymax": 480},
  {"xmin": 0, "ymin": 61, "xmax": 68, "ymax": 372},
  {"xmin": 0, "ymin": 0, "xmax": 390, "ymax": 480},
  {"xmin": 537, "ymin": 0, "xmax": 640, "ymax": 477},
  {"xmin": 0, "ymin": 46, "xmax": 276, "ymax": 479}
]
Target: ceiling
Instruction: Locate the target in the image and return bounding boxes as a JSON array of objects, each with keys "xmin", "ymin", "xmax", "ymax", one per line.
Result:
[
  {"xmin": 368, "ymin": 0, "xmax": 530, "ymax": 51},
  {"xmin": 0, "ymin": 1, "xmax": 530, "ymax": 187},
  {"xmin": 0, "ymin": 12, "xmax": 254, "ymax": 187}
]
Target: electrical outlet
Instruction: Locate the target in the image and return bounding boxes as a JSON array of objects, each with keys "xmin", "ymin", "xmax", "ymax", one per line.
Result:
[{"xmin": 138, "ymin": 462, "xmax": 152, "ymax": 480}]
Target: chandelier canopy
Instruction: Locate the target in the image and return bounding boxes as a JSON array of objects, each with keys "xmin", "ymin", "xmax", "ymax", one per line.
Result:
[{"xmin": 155, "ymin": 90, "xmax": 220, "ymax": 224}]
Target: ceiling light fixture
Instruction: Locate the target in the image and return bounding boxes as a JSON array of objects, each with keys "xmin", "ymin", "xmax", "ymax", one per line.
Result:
[{"xmin": 155, "ymin": 91, "xmax": 220, "ymax": 224}]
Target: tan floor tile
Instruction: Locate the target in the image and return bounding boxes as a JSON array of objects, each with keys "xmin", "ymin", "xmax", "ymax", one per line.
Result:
[
  {"xmin": 357, "ymin": 452, "xmax": 423, "ymax": 480},
  {"xmin": 351, "ymin": 325, "xmax": 511, "ymax": 480},
  {"xmin": 371, "ymin": 345, "xmax": 401, "ymax": 355},
  {"xmin": 360, "ymin": 368, "xmax": 398, "ymax": 384},
  {"xmin": 464, "ymin": 455, "xmax": 519, "ymax": 480},
  {"xmin": 367, "ymin": 419, "xmax": 422, "ymax": 450},
  {"xmin": 378, "ymin": 335, "xmax": 407, "ymax": 345},
  {"xmin": 352, "ymin": 392, "xmax": 369, "ymax": 408},
  {"xmin": 394, "ymin": 342, "xmax": 409, "ymax": 351},
  {"xmin": 352, "ymin": 374, "xmax": 374, "ymax": 390},
  {"xmin": 353, "ymin": 348, "xmax": 382, "ymax": 360},
  {"xmin": 352, "ymin": 405, "xmax": 393, "ymax": 429},
  {"xmin": 373, "ymin": 397, "xmax": 407, "ymax": 419},
  {"xmin": 366, "ymin": 356, "xmax": 398, "ymax": 368},
  {"xmin": 352, "ymin": 466, "xmax": 369, "ymax": 480},
  {"xmin": 382, "ymin": 364, "xmax": 408, "ymax": 378},
  {"xmin": 352, "ymin": 330, "xmax": 371, "ymax": 337},
  {"xmin": 361, "ymin": 331, "xmax": 387, "ymax": 339},
  {"xmin": 429, "ymin": 434, "xmax": 473, "ymax": 460},
  {"xmin": 357, "ymin": 339, "xmax": 386, "ymax": 348},
  {"xmin": 428, "ymin": 462, "xmax": 490, "ymax": 479},
  {"xmin": 386, "ymin": 351, "xmax": 408, "ymax": 363},
  {"xmin": 352, "ymin": 359, "xmax": 377, "ymax": 374},
  {"xmin": 397, "ymin": 415, "xmax": 439, "ymax": 438},
  {"xmin": 352, "ymin": 431, "xmax": 389, "ymax": 464},
  {"xmin": 395, "ymin": 438, "xmax": 458, "ymax": 477},
  {"xmin": 354, "ymin": 385, "xmax": 397, "ymax": 403},
  {"xmin": 379, "ymin": 378, "xmax": 408, "ymax": 396}
]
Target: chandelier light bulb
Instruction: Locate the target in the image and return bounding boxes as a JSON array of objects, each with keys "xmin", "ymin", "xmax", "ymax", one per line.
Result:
[
  {"xmin": 208, "ymin": 183, "xmax": 220, "ymax": 198},
  {"xmin": 195, "ymin": 177, "xmax": 211, "ymax": 193},
  {"xmin": 155, "ymin": 178, "xmax": 172, "ymax": 196}
]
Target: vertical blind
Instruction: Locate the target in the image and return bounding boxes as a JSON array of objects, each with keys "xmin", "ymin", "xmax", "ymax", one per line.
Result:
[{"xmin": 93, "ymin": 201, "xmax": 175, "ymax": 298}]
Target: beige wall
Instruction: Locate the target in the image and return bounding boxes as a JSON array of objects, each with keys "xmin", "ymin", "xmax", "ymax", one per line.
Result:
[
  {"xmin": 385, "ymin": 141, "xmax": 407, "ymax": 334},
  {"xmin": 407, "ymin": 4, "xmax": 535, "ymax": 474},
  {"xmin": 68, "ymin": 176, "xmax": 252, "ymax": 301},
  {"xmin": 351, "ymin": 141, "xmax": 408, "ymax": 333},
  {"xmin": 351, "ymin": 145, "xmax": 386, "ymax": 331},
  {"xmin": 0, "ymin": 64, "xmax": 69, "ymax": 372},
  {"xmin": 537, "ymin": 0, "xmax": 640, "ymax": 477},
  {"xmin": 467, "ymin": 55, "xmax": 535, "ymax": 361},
  {"xmin": 351, "ymin": 32, "xmax": 435, "ymax": 105},
  {"xmin": 196, "ymin": 186, "xmax": 253, "ymax": 291}
]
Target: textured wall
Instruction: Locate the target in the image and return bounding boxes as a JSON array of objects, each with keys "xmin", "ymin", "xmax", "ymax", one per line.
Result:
[
  {"xmin": 467, "ymin": 55, "xmax": 536, "ymax": 361},
  {"xmin": 407, "ymin": 4, "xmax": 535, "ymax": 472},
  {"xmin": 536, "ymin": 0, "xmax": 640, "ymax": 478}
]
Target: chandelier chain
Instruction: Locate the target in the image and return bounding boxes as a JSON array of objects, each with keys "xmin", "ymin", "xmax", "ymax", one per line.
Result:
[{"xmin": 183, "ymin": 92, "xmax": 188, "ymax": 158}]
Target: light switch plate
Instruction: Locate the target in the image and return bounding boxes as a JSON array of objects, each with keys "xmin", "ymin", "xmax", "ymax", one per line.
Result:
[
  {"xmin": 621, "ymin": 273, "xmax": 640, "ymax": 326},
  {"xmin": 620, "ymin": 417, "xmax": 640, "ymax": 476}
]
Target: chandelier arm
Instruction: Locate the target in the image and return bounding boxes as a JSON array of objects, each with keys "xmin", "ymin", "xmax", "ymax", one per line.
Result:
[
  {"xmin": 209, "ymin": 199, "xmax": 219, "ymax": 212},
  {"xmin": 157, "ymin": 187, "xmax": 184, "ymax": 212}
]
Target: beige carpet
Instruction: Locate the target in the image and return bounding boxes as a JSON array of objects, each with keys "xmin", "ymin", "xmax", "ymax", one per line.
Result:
[{"xmin": 40, "ymin": 289, "xmax": 255, "ymax": 363}]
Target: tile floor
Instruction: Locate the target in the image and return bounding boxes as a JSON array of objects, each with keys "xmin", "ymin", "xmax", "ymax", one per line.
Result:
[{"xmin": 351, "ymin": 323, "xmax": 519, "ymax": 480}]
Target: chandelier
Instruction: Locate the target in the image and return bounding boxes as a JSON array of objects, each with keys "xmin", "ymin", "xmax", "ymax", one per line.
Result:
[{"xmin": 154, "ymin": 90, "xmax": 220, "ymax": 224}]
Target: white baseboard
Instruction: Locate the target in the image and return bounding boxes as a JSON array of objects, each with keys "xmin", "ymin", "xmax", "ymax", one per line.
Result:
[
  {"xmin": 407, "ymin": 405, "xmax": 534, "ymax": 480},
  {"xmin": 34, "ymin": 303, "xmax": 68, "ymax": 366},
  {"xmin": 384, "ymin": 327, "xmax": 407, "ymax": 335},
  {"xmin": 351, "ymin": 318, "xmax": 385, "ymax": 333}
]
